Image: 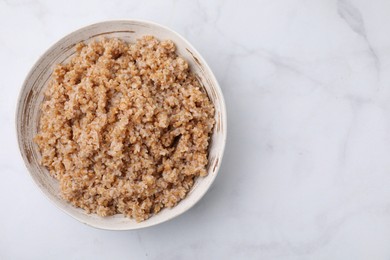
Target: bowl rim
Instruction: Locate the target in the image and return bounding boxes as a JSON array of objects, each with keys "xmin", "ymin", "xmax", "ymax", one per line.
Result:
[{"xmin": 16, "ymin": 19, "xmax": 227, "ymax": 230}]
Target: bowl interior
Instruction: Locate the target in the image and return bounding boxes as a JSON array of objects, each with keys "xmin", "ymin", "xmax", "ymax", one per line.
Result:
[{"xmin": 16, "ymin": 20, "xmax": 226, "ymax": 230}]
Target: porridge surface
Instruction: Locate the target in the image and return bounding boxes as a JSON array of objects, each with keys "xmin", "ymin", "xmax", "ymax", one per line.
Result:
[{"xmin": 34, "ymin": 36, "xmax": 215, "ymax": 221}]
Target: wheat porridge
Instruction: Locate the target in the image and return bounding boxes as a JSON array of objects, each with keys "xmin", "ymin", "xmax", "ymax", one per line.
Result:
[{"xmin": 34, "ymin": 36, "xmax": 215, "ymax": 221}]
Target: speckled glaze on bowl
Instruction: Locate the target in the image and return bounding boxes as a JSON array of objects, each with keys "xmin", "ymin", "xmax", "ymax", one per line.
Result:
[{"xmin": 16, "ymin": 20, "xmax": 226, "ymax": 230}]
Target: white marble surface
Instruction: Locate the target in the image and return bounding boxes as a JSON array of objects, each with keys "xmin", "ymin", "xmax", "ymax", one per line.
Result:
[{"xmin": 1, "ymin": 0, "xmax": 390, "ymax": 259}]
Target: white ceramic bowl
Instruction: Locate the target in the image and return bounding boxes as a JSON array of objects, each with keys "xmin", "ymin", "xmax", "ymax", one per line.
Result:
[{"xmin": 16, "ymin": 20, "xmax": 226, "ymax": 230}]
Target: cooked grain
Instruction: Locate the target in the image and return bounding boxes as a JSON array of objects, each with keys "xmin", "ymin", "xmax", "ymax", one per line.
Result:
[{"xmin": 34, "ymin": 36, "xmax": 214, "ymax": 221}]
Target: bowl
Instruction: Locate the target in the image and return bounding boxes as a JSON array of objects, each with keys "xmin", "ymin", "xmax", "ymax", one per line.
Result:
[{"xmin": 16, "ymin": 20, "xmax": 226, "ymax": 230}]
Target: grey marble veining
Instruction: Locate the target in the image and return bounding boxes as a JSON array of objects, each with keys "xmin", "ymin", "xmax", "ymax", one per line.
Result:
[{"xmin": 1, "ymin": 0, "xmax": 390, "ymax": 259}]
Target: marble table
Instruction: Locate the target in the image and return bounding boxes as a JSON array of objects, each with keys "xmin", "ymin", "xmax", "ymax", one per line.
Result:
[{"xmin": 1, "ymin": 0, "xmax": 390, "ymax": 259}]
